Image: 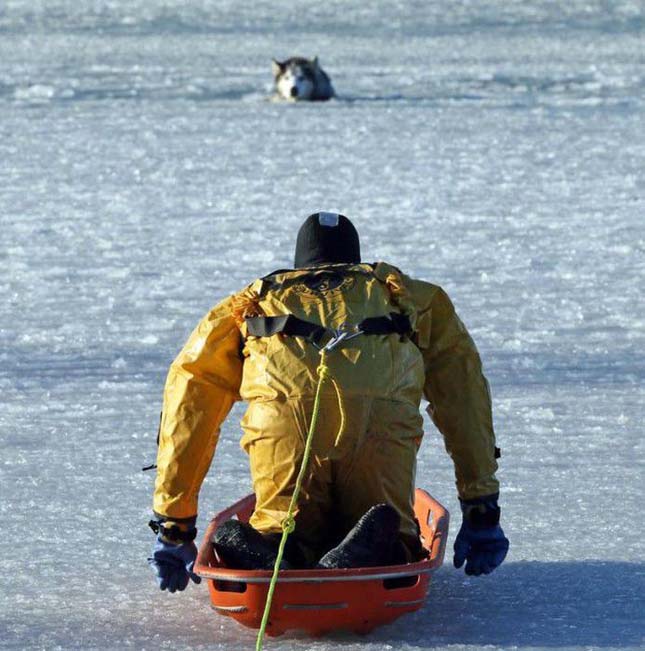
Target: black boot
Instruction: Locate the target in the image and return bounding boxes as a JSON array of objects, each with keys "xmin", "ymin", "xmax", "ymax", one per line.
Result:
[
  {"xmin": 317, "ymin": 504, "xmax": 401, "ymax": 569},
  {"xmin": 212, "ymin": 520, "xmax": 292, "ymax": 570}
]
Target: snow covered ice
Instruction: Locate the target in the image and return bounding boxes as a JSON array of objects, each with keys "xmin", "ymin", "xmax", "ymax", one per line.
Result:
[{"xmin": 1, "ymin": 1, "xmax": 644, "ymax": 649}]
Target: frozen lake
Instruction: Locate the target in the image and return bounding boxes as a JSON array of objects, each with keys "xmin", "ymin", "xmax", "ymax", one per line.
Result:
[{"xmin": 1, "ymin": 1, "xmax": 644, "ymax": 649}]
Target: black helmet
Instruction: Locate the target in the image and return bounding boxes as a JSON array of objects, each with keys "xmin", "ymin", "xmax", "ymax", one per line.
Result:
[{"xmin": 294, "ymin": 212, "xmax": 361, "ymax": 268}]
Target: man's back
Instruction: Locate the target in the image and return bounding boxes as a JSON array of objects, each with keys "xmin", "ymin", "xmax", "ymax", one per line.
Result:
[{"xmin": 237, "ymin": 262, "xmax": 430, "ymax": 404}]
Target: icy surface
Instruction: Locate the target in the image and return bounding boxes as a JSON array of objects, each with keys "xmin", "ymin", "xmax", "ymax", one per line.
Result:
[{"xmin": 1, "ymin": 1, "xmax": 644, "ymax": 649}]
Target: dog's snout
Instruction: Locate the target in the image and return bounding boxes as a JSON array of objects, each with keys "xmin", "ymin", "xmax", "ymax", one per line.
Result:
[{"xmin": 290, "ymin": 87, "xmax": 299, "ymax": 98}]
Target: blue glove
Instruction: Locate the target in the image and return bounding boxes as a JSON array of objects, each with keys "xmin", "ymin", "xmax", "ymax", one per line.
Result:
[
  {"xmin": 453, "ymin": 495, "xmax": 509, "ymax": 576},
  {"xmin": 148, "ymin": 520, "xmax": 202, "ymax": 592}
]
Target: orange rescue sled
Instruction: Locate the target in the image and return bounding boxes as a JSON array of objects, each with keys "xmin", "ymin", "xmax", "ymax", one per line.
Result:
[{"xmin": 194, "ymin": 488, "xmax": 449, "ymax": 636}]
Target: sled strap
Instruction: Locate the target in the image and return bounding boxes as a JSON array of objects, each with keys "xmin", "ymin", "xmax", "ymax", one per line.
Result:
[{"xmin": 246, "ymin": 312, "xmax": 411, "ymax": 341}]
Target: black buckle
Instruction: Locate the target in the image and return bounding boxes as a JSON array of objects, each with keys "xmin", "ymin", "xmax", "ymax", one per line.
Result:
[
  {"xmin": 463, "ymin": 503, "xmax": 501, "ymax": 529},
  {"xmin": 148, "ymin": 520, "xmax": 197, "ymax": 543}
]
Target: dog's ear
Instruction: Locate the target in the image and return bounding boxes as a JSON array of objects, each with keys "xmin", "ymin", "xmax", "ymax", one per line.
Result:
[
  {"xmin": 311, "ymin": 56, "xmax": 320, "ymax": 69},
  {"xmin": 271, "ymin": 59, "xmax": 284, "ymax": 77}
]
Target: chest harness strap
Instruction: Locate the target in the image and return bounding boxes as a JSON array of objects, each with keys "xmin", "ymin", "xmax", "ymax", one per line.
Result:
[{"xmin": 245, "ymin": 311, "xmax": 412, "ymax": 346}]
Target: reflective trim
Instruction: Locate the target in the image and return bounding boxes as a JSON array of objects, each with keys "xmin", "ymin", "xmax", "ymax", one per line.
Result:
[
  {"xmin": 283, "ymin": 602, "xmax": 348, "ymax": 610},
  {"xmin": 385, "ymin": 598, "xmax": 426, "ymax": 608},
  {"xmin": 211, "ymin": 604, "xmax": 248, "ymax": 613}
]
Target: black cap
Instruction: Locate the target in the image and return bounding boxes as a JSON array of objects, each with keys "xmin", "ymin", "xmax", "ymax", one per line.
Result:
[{"xmin": 294, "ymin": 212, "xmax": 361, "ymax": 268}]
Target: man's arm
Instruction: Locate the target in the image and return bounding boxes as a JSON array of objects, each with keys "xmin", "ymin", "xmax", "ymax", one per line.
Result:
[
  {"xmin": 412, "ymin": 282, "xmax": 508, "ymax": 575},
  {"xmin": 153, "ymin": 295, "xmax": 244, "ymax": 523},
  {"xmin": 414, "ymin": 285, "xmax": 499, "ymax": 500}
]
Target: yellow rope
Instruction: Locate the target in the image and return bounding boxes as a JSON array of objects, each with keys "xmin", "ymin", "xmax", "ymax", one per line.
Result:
[{"xmin": 256, "ymin": 351, "xmax": 338, "ymax": 651}]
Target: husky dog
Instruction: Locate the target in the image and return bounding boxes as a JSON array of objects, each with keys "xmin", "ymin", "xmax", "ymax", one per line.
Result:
[{"xmin": 272, "ymin": 57, "xmax": 335, "ymax": 101}]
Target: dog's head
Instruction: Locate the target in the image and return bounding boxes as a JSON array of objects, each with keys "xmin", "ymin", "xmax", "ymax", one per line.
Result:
[{"xmin": 272, "ymin": 57, "xmax": 320, "ymax": 101}]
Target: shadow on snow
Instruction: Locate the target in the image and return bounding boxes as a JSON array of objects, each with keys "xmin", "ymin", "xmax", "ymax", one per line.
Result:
[{"xmin": 353, "ymin": 560, "xmax": 645, "ymax": 648}]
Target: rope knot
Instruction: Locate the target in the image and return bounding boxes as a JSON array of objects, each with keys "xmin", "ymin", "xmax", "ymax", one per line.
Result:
[
  {"xmin": 317, "ymin": 363, "xmax": 330, "ymax": 379},
  {"xmin": 282, "ymin": 515, "xmax": 296, "ymax": 534}
]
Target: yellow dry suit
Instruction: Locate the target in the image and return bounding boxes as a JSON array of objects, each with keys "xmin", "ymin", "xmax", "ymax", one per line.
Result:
[{"xmin": 153, "ymin": 262, "xmax": 499, "ymax": 560}]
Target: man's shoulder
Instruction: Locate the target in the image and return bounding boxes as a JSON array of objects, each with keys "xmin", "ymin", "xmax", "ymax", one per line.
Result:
[{"xmin": 373, "ymin": 261, "xmax": 443, "ymax": 310}]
